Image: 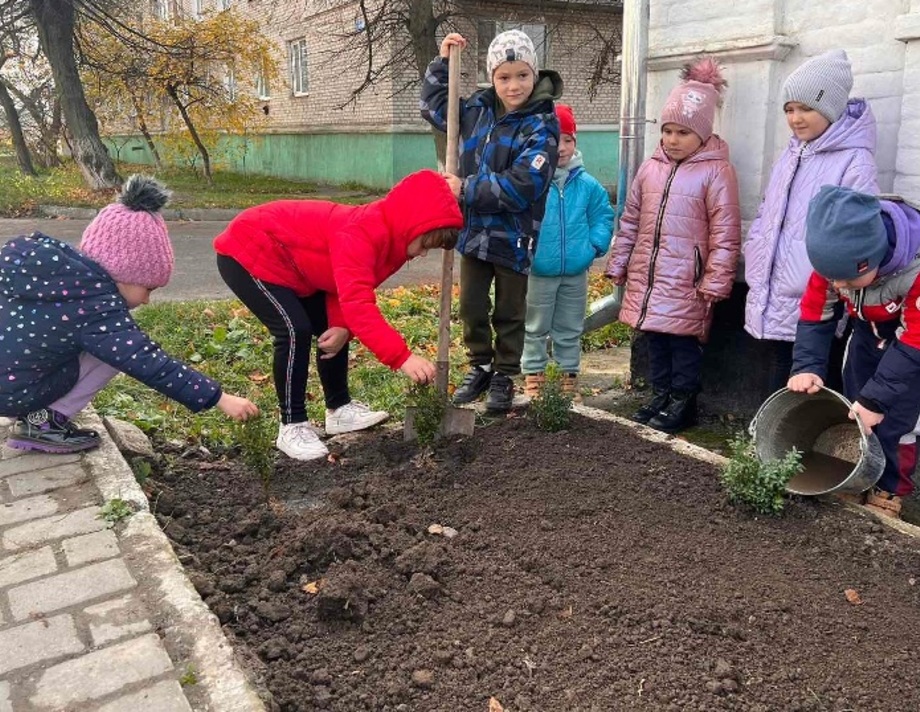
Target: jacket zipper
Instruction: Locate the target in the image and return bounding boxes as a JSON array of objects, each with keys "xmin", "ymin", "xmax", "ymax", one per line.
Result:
[
  {"xmin": 762, "ymin": 145, "xmax": 805, "ymax": 317},
  {"xmin": 637, "ymin": 162, "xmax": 679, "ymax": 328},
  {"xmin": 558, "ymin": 180, "xmax": 566, "ymax": 275}
]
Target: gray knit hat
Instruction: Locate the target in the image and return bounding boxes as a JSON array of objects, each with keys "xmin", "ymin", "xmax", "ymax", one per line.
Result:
[
  {"xmin": 486, "ymin": 30, "xmax": 538, "ymax": 76},
  {"xmin": 806, "ymin": 186, "xmax": 888, "ymax": 281},
  {"xmin": 782, "ymin": 50, "xmax": 853, "ymax": 123}
]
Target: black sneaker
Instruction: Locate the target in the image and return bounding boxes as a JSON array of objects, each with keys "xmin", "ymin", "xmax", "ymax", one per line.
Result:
[
  {"xmin": 648, "ymin": 391, "xmax": 698, "ymax": 434},
  {"xmin": 453, "ymin": 367, "xmax": 493, "ymax": 405},
  {"xmin": 485, "ymin": 373, "xmax": 514, "ymax": 413},
  {"xmin": 8, "ymin": 409, "xmax": 100, "ymax": 454}
]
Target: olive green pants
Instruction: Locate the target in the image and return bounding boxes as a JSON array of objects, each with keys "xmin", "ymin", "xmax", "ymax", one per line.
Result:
[{"xmin": 459, "ymin": 254, "xmax": 528, "ymax": 376}]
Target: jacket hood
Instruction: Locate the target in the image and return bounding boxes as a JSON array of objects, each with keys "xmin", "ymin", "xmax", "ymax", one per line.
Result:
[
  {"xmin": 791, "ymin": 98, "xmax": 877, "ymax": 155},
  {"xmin": 0, "ymin": 233, "xmax": 117, "ymax": 303},
  {"xmin": 652, "ymin": 133, "xmax": 731, "ymax": 165},
  {"xmin": 878, "ymin": 198, "xmax": 920, "ymax": 277},
  {"xmin": 376, "ymin": 170, "xmax": 464, "ymax": 252},
  {"xmin": 482, "ymin": 69, "xmax": 564, "ymax": 115},
  {"xmin": 554, "ymin": 150, "xmax": 584, "ymax": 188}
]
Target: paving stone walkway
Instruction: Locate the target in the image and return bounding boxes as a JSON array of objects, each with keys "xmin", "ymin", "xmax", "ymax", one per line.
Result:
[{"xmin": 0, "ymin": 416, "xmax": 264, "ymax": 712}]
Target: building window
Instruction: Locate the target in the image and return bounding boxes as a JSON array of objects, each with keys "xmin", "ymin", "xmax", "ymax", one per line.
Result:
[
  {"xmin": 256, "ymin": 64, "xmax": 270, "ymax": 100},
  {"xmin": 220, "ymin": 0, "xmax": 231, "ymax": 8},
  {"xmin": 152, "ymin": 0, "xmax": 170, "ymax": 20},
  {"xmin": 289, "ymin": 38, "xmax": 309, "ymax": 96},
  {"xmin": 224, "ymin": 67, "xmax": 237, "ymax": 101},
  {"xmin": 477, "ymin": 21, "xmax": 549, "ymax": 86},
  {"xmin": 193, "ymin": 0, "xmax": 204, "ymax": 18}
]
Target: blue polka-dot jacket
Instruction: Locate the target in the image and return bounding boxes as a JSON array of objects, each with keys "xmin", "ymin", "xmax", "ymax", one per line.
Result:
[{"xmin": 0, "ymin": 233, "xmax": 222, "ymax": 417}]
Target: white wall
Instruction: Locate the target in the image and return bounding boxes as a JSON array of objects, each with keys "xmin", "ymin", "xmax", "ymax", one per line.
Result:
[{"xmin": 645, "ymin": 0, "xmax": 918, "ymax": 215}]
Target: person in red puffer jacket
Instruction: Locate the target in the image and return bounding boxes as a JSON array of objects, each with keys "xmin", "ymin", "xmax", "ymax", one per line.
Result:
[{"xmin": 214, "ymin": 169, "xmax": 463, "ymax": 461}]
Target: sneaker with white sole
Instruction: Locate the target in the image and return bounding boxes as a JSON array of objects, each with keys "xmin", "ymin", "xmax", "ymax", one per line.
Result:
[
  {"xmin": 325, "ymin": 401, "xmax": 389, "ymax": 435},
  {"xmin": 276, "ymin": 422, "xmax": 329, "ymax": 461}
]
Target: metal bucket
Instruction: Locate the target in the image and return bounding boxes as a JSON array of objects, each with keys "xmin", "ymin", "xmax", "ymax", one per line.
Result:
[{"xmin": 749, "ymin": 387, "xmax": 885, "ymax": 496}]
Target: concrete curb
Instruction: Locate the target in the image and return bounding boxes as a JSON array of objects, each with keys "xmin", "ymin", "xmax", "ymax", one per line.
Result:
[
  {"xmin": 81, "ymin": 410, "xmax": 268, "ymax": 712},
  {"xmin": 573, "ymin": 403, "xmax": 920, "ymax": 539}
]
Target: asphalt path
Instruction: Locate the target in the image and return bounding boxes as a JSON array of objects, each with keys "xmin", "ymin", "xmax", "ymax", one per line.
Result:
[{"xmin": 0, "ymin": 217, "xmax": 448, "ymax": 302}]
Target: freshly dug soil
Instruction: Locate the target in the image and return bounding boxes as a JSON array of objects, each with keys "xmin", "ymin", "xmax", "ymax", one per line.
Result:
[{"xmin": 148, "ymin": 414, "xmax": 920, "ymax": 712}]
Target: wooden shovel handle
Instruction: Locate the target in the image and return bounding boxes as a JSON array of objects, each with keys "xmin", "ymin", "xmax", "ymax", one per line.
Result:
[{"xmin": 436, "ymin": 44, "xmax": 461, "ymax": 394}]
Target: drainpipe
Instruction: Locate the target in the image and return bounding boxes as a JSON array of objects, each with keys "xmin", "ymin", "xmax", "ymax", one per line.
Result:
[{"xmin": 585, "ymin": 0, "xmax": 649, "ymax": 332}]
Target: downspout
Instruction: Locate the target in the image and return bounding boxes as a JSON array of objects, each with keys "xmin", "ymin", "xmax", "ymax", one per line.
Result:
[{"xmin": 585, "ymin": 0, "xmax": 650, "ymax": 332}]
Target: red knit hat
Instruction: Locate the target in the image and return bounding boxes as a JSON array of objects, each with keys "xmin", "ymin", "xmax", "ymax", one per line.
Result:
[
  {"xmin": 80, "ymin": 175, "xmax": 174, "ymax": 289},
  {"xmin": 556, "ymin": 103, "xmax": 577, "ymax": 139},
  {"xmin": 660, "ymin": 56, "xmax": 727, "ymax": 142}
]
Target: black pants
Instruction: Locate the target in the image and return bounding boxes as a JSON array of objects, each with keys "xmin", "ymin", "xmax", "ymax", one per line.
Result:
[
  {"xmin": 459, "ymin": 254, "xmax": 529, "ymax": 376},
  {"xmin": 644, "ymin": 331, "xmax": 703, "ymax": 393},
  {"xmin": 763, "ymin": 334, "xmax": 846, "ymax": 395},
  {"xmin": 217, "ymin": 255, "xmax": 349, "ymax": 424}
]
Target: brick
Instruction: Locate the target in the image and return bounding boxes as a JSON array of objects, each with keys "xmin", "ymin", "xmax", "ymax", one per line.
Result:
[
  {"xmin": 84, "ymin": 594, "xmax": 153, "ymax": 646},
  {"xmin": 0, "ymin": 494, "xmax": 59, "ymax": 527},
  {"xmin": 0, "ymin": 681, "xmax": 11, "ymax": 712},
  {"xmin": 29, "ymin": 634, "xmax": 174, "ymax": 710},
  {"xmin": 0, "ymin": 546, "xmax": 56, "ymax": 588},
  {"xmin": 2, "ymin": 506, "xmax": 107, "ymax": 551},
  {"xmin": 0, "ymin": 452, "xmax": 82, "ymax": 479},
  {"xmin": 62, "ymin": 529, "xmax": 119, "ymax": 567},
  {"xmin": 8, "ymin": 558, "xmax": 136, "ymax": 620},
  {"xmin": 94, "ymin": 680, "xmax": 192, "ymax": 712},
  {"xmin": 5, "ymin": 462, "xmax": 89, "ymax": 497},
  {"xmin": 0, "ymin": 614, "xmax": 84, "ymax": 676}
]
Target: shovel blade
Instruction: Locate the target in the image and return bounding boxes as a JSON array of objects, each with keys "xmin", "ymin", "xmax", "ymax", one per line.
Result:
[{"xmin": 404, "ymin": 405, "xmax": 475, "ymax": 441}]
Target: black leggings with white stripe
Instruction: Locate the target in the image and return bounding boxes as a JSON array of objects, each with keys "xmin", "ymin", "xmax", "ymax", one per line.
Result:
[{"xmin": 216, "ymin": 255, "xmax": 350, "ymax": 424}]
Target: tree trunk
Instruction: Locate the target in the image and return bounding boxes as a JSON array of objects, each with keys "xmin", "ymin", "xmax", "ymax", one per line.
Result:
[
  {"xmin": 0, "ymin": 80, "xmax": 37, "ymax": 176},
  {"xmin": 406, "ymin": 0, "xmax": 447, "ymax": 167},
  {"xmin": 131, "ymin": 93, "xmax": 163, "ymax": 170},
  {"xmin": 30, "ymin": 0, "xmax": 120, "ymax": 189},
  {"xmin": 166, "ymin": 84, "xmax": 212, "ymax": 182}
]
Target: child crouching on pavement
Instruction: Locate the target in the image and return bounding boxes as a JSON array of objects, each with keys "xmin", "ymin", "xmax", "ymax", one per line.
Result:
[
  {"xmin": 788, "ymin": 186, "xmax": 920, "ymax": 519},
  {"xmin": 0, "ymin": 176, "xmax": 259, "ymax": 454}
]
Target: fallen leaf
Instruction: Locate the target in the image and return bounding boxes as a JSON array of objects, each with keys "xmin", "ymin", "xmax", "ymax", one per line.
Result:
[
  {"xmin": 442, "ymin": 526, "xmax": 459, "ymax": 539},
  {"xmin": 302, "ymin": 579, "xmax": 324, "ymax": 594},
  {"xmin": 488, "ymin": 697, "xmax": 504, "ymax": 712},
  {"xmin": 248, "ymin": 371, "xmax": 271, "ymax": 384},
  {"xmin": 202, "ymin": 308, "xmax": 215, "ymax": 318},
  {"xmin": 844, "ymin": 588, "xmax": 864, "ymax": 605},
  {"xmin": 326, "ymin": 453, "xmax": 340, "ymax": 464},
  {"xmin": 427, "ymin": 524, "xmax": 444, "ymax": 535}
]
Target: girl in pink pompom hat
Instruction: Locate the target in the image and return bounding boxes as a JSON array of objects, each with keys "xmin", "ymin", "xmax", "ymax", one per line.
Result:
[
  {"xmin": 604, "ymin": 56, "xmax": 742, "ymax": 434},
  {"xmin": 0, "ymin": 175, "xmax": 259, "ymax": 454}
]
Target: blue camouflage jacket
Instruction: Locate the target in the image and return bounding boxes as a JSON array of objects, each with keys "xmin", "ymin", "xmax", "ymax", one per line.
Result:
[
  {"xmin": 0, "ymin": 233, "xmax": 222, "ymax": 417},
  {"xmin": 420, "ymin": 56, "xmax": 562, "ymax": 274}
]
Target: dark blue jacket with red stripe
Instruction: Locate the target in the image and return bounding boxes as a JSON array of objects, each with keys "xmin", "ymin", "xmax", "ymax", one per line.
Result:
[
  {"xmin": 420, "ymin": 56, "xmax": 562, "ymax": 274},
  {"xmin": 793, "ymin": 198, "xmax": 920, "ymax": 414}
]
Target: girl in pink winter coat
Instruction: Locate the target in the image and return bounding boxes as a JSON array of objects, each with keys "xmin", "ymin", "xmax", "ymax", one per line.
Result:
[{"xmin": 605, "ymin": 58, "xmax": 741, "ymax": 434}]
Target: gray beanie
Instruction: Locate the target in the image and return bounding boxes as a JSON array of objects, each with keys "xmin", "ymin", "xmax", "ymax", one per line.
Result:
[
  {"xmin": 782, "ymin": 49, "xmax": 853, "ymax": 123},
  {"xmin": 805, "ymin": 186, "xmax": 888, "ymax": 281}
]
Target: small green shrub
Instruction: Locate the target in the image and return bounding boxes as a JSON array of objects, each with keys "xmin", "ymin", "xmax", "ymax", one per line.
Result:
[
  {"xmin": 233, "ymin": 414, "xmax": 277, "ymax": 499},
  {"xmin": 130, "ymin": 458, "xmax": 152, "ymax": 487},
  {"xmin": 530, "ymin": 365, "xmax": 573, "ymax": 432},
  {"xmin": 407, "ymin": 384, "xmax": 447, "ymax": 445},
  {"xmin": 98, "ymin": 498, "xmax": 134, "ymax": 525},
  {"xmin": 720, "ymin": 435, "xmax": 803, "ymax": 515}
]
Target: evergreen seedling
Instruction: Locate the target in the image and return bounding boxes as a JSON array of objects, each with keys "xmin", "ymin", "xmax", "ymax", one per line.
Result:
[
  {"xmin": 720, "ymin": 435, "xmax": 803, "ymax": 515},
  {"xmin": 530, "ymin": 365, "xmax": 573, "ymax": 432},
  {"xmin": 233, "ymin": 414, "xmax": 277, "ymax": 500},
  {"xmin": 407, "ymin": 384, "xmax": 447, "ymax": 445}
]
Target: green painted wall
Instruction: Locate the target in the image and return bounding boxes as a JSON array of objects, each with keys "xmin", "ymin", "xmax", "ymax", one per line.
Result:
[{"xmin": 108, "ymin": 129, "xmax": 620, "ymax": 191}]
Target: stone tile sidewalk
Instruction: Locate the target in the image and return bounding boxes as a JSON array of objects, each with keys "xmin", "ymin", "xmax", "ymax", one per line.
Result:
[{"xmin": 0, "ymin": 414, "xmax": 265, "ymax": 712}]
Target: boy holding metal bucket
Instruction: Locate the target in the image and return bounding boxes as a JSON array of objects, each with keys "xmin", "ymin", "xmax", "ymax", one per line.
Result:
[{"xmin": 788, "ymin": 186, "xmax": 920, "ymax": 518}]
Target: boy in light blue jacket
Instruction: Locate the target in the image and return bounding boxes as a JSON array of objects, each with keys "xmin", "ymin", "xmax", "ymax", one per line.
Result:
[{"xmin": 522, "ymin": 104, "xmax": 614, "ymax": 399}]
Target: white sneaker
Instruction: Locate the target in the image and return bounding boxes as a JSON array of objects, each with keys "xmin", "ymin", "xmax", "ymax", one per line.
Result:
[
  {"xmin": 325, "ymin": 401, "xmax": 389, "ymax": 435},
  {"xmin": 276, "ymin": 422, "xmax": 329, "ymax": 461}
]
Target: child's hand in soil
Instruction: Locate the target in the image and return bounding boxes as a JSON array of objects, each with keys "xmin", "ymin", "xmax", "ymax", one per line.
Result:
[
  {"xmin": 787, "ymin": 372, "xmax": 823, "ymax": 394},
  {"xmin": 849, "ymin": 401, "xmax": 884, "ymax": 429},
  {"xmin": 439, "ymin": 33, "xmax": 467, "ymax": 58},
  {"xmin": 217, "ymin": 393, "xmax": 260, "ymax": 421},
  {"xmin": 318, "ymin": 327, "xmax": 350, "ymax": 359},
  {"xmin": 400, "ymin": 354, "xmax": 436, "ymax": 384}
]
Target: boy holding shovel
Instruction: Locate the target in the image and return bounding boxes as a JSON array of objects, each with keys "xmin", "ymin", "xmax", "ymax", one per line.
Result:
[{"xmin": 421, "ymin": 30, "xmax": 561, "ymax": 412}]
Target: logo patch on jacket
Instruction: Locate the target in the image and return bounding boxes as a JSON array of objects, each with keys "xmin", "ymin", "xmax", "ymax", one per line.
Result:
[{"xmin": 530, "ymin": 155, "xmax": 546, "ymax": 170}]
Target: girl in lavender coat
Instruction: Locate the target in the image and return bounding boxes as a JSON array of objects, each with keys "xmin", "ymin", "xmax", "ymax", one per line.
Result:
[
  {"xmin": 605, "ymin": 58, "xmax": 741, "ymax": 434},
  {"xmin": 743, "ymin": 50, "xmax": 879, "ymax": 392}
]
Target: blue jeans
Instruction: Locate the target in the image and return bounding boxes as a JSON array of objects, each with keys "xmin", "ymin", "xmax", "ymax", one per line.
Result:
[{"xmin": 522, "ymin": 272, "xmax": 588, "ymax": 374}]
